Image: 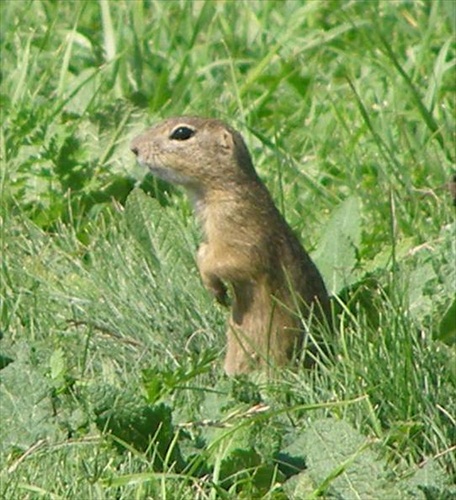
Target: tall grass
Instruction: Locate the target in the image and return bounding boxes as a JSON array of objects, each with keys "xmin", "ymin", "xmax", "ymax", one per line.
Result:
[{"xmin": 1, "ymin": 0, "xmax": 455, "ymax": 498}]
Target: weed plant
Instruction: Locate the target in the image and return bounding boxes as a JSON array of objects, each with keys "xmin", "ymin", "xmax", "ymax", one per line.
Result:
[{"xmin": 1, "ymin": 1, "xmax": 455, "ymax": 498}]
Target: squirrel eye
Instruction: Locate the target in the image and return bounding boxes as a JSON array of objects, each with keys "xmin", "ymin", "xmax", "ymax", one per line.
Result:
[{"xmin": 170, "ymin": 126, "xmax": 195, "ymax": 141}]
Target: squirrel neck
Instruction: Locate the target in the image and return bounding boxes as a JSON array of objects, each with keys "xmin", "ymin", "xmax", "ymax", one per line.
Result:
[
  {"xmin": 187, "ymin": 176, "xmax": 261, "ymax": 214},
  {"xmin": 186, "ymin": 177, "xmax": 275, "ymax": 244}
]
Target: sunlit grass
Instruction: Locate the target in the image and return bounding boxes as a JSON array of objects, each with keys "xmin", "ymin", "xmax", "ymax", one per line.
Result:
[{"xmin": 1, "ymin": 0, "xmax": 454, "ymax": 497}]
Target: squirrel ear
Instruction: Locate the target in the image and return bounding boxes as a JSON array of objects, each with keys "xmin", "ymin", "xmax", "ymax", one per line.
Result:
[{"xmin": 218, "ymin": 129, "xmax": 235, "ymax": 151}]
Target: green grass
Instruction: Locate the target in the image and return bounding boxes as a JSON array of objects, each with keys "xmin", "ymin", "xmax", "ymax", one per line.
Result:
[{"xmin": 1, "ymin": 0, "xmax": 455, "ymax": 498}]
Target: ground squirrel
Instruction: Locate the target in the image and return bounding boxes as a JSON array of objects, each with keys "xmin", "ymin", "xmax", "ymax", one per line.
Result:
[{"xmin": 131, "ymin": 117, "xmax": 330, "ymax": 375}]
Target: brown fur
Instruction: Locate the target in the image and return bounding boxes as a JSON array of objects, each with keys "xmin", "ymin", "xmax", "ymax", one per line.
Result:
[{"xmin": 131, "ymin": 117, "xmax": 330, "ymax": 375}]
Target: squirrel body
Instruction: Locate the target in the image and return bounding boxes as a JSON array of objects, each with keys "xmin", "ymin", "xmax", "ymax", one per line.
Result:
[{"xmin": 131, "ymin": 117, "xmax": 330, "ymax": 374}]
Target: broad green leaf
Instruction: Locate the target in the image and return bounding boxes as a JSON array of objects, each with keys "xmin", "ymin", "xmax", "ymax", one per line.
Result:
[
  {"xmin": 312, "ymin": 196, "xmax": 362, "ymax": 295},
  {"xmin": 90, "ymin": 383, "xmax": 183, "ymax": 470},
  {"xmin": 406, "ymin": 222, "xmax": 455, "ymax": 333},
  {"xmin": 286, "ymin": 418, "xmax": 453, "ymax": 499},
  {"xmin": 439, "ymin": 298, "xmax": 456, "ymax": 344},
  {"xmin": 0, "ymin": 347, "xmax": 63, "ymax": 453},
  {"xmin": 288, "ymin": 418, "xmax": 396, "ymax": 499},
  {"xmin": 400, "ymin": 458, "xmax": 456, "ymax": 499},
  {"xmin": 124, "ymin": 188, "xmax": 195, "ymax": 274},
  {"xmin": 49, "ymin": 348, "xmax": 66, "ymax": 381}
]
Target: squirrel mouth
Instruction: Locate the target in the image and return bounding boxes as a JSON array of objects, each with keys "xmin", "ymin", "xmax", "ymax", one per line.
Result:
[
  {"xmin": 131, "ymin": 143, "xmax": 193, "ymax": 186},
  {"xmin": 140, "ymin": 161, "xmax": 193, "ymax": 187}
]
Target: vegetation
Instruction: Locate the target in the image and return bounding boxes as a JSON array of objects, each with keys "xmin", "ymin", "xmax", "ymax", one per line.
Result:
[{"xmin": 1, "ymin": 0, "xmax": 455, "ymax": 498}]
